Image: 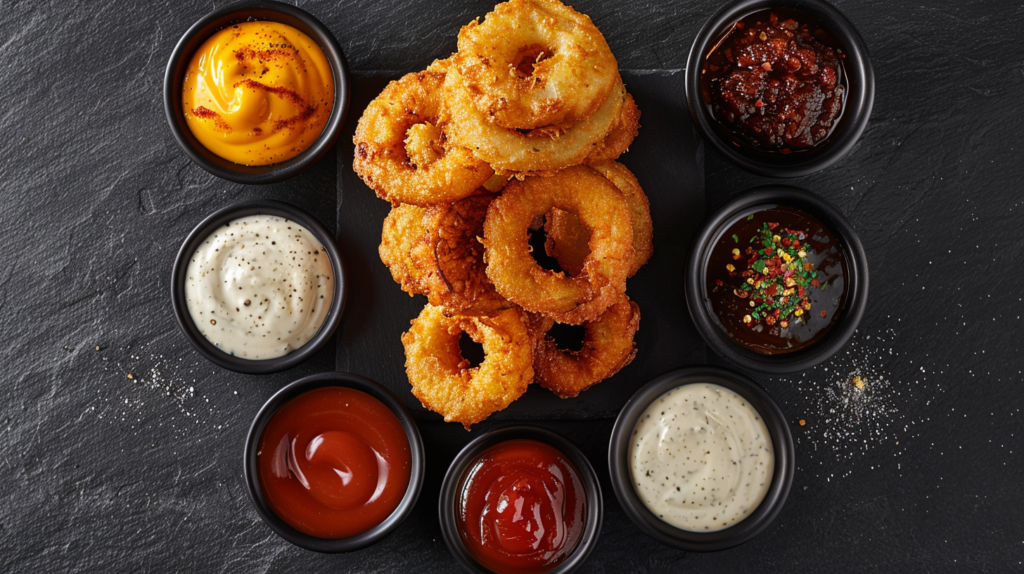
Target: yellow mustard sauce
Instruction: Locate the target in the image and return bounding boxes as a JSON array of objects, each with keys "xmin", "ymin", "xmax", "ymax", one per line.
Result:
[{"xmin": 182, "ymin": 21, "xmax": 334, "ymax": 166}]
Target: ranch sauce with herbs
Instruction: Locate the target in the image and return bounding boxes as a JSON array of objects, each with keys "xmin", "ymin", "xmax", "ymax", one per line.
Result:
[
  {"xmin": 184, "ymin": 215, "xmax": 334, "ymax": 360},
  {"xmin": 629, "ymin": 383, "xmax": 774, "ymax": 532}
]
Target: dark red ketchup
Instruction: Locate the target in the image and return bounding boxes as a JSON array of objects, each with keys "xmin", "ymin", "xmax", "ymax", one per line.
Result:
[
  {"xmin": 256, "ymin": 387, "xmax": 411, "ymax": 539},
  {"xmin": 457, "ymin": 440, "xmax": 586, "ymax": 574},
  {"xmin": 701, "ymin": 9, "xmax": 846, "ymax": 152}
]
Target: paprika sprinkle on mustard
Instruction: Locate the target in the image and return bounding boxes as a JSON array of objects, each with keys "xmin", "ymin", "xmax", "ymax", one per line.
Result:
[{"xmin": 182, "ymin": 21, "xmax": 334, "ymax": 166}]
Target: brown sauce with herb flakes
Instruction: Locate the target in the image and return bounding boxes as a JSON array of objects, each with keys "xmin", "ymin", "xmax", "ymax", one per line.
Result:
[
  {"xmin": 706, "ymin": 206, "xmax": 846, "ymax": 354},
  {"xmin": 701, "ymin": 9, "xmax": 846, "ymax": 152}
]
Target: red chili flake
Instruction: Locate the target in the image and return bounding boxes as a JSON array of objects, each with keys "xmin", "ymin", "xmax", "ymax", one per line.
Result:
[
  {"xmin": 781, "ymin": 237, "xmax": 792, "ymax": 247},
  {"xmin": 820, "ymin": 310, "xmax": 827, "ymax": 318},
  {"xmin": 798, "ymin": 285, "xmax": 805, "ymax": 297},
  {"xmin": 767, "ymin": 223, "xmax": 779, "ymax": 230},
  {"xmin": 793, "ymin": 239, "xmax": 801, "ymax": 248},
  {"xmin": 781, "ymin": 148, "xmax": 792, "ymax": 155},
  {"xmin": 716, "ymin": 279, "xmax": 724, "ymax": 286},
  {"xmin": 761, "ymin": 62, "xmax": 773, "ymax": 72},
  {"xmin": 754, "ymin": 99, "xmax": 764, "ymax": 108},
  {"xmin": 810, "ymin": 279, "xmax": 820, "ymax": 287},
  {"xmin": 764, "ymin": 247, "xmax": 774, "ymax": 255}
]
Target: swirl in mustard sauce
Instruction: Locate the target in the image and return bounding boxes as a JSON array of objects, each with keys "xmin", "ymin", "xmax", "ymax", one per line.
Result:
[{"xmin": 182, "ymin": 21, "xmax": 334, "ymax": 166}]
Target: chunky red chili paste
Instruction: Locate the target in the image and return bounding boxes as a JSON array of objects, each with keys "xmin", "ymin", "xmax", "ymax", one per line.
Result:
[{"xmin": 701, "ymin": 9, "xmax": 846, "ymax": 152}]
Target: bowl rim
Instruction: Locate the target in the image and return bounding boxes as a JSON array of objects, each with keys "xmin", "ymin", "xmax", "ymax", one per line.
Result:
[
  {"xmin": 170, "ymin": 199, "xmax": 346, "ymax": 374},
  {"xmin": 608, "ymin": 365, "xmax": 795, "ymax": 551},
  {"xmin": 163, "ymin": 0, "xmax": 350, "ymax": 184},
  {"xmin": 685, "ymin": 185, "xmax": 868, "ymax": 373},
  {"xmin": 242, "ymin": 372, "xmax": 426, "ymax": 552},
  {"xmin": 684, "ymin": 0, "xmax": 875, "ymax": 178},
  {"xmin": 438, "ymin": 425, "xmax": 604, "ymax": 574}
]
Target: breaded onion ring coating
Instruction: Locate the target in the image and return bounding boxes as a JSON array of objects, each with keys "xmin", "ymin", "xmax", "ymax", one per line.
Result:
[
  {"xmin": 402, "ymin": 305, "xmax": 534, "ymax": 429},
  {"xmin": 444, "ymin": 67, "xmax": 625, "ymax": 173},
  {"xmin": 380, "ymin": 195, "xmax": 510, "ymax": 317},
  {"xmin": 483, "ymin": 166, "xmax": 633, "ymax": 324},
  {"xmin": 586, "ymin": 92, "xmax": 641, "ymax": 164},
  {"xmin": 455, "ymin": 0, "xmax": 619, "ymax": 130},
  {"xmin": 353, "ymin": 62, "xmax": 492, "ymax": 206},
  {"xmin": 532, "ymin": 295, "xmax": 640, "ymax": 398},
  {"xmin": 545, "ymin": 160, "xmax": 653, "ymax": 278}
]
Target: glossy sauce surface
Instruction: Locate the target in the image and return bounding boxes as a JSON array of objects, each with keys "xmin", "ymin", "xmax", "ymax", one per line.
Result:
[
  {"xmin": 184, "ymin": 214, "xmax": 334, "ymax": 360},
  {"xmin": 457, "ymin": 440, "xmax": 586, "ymax": 574},
  {"xmin": 257, "ymin": 387, "xmax": 411, "ymax": 539},
  {"xmin": 706, "ymin": 206, "xmax": 846, "ymax": 354},
  {"xmin": 182, "ymin": 21, "xmax": 334, "ymax": 166},
  {"xmin": 701, "ymin": 9, "xmax": 846, "ymax": 152},
  {"xmin": 629, "ymin": 383, "xmax": 774, "ymax": 532}
]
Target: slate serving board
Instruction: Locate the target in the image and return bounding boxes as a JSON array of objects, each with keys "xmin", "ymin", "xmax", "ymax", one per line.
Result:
[{"xmin": 336, "ymin": 70, "xmax": 706, "ymax": 420}]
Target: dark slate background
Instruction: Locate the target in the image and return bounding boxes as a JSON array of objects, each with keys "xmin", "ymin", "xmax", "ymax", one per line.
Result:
[{"xmin": 1, "ymin": 0, "xmax": 1022, "ymax": 572}]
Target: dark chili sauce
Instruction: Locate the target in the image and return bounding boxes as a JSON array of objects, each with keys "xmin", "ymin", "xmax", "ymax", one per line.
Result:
[
  {"xmin": 705, "ymin": 206, "xmax": 846, "ymax": 354},
  {"xmin": 701, "ymin": 9, "xmax": 847, "ymax": 152}
]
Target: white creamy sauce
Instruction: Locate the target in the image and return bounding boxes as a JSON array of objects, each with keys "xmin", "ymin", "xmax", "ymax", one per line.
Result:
[
  {"xmin": 629, "ymin": 383, "xmax": 774, "ymax": 532},
  {"xmin": 185, "ymin": 215, "xmax": 334, "ymax": 360}
]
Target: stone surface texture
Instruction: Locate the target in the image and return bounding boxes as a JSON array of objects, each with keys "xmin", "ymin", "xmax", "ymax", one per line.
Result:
[{"xmin": 0, "ymin": 1, "xmax": 1022, "ymax": 572}]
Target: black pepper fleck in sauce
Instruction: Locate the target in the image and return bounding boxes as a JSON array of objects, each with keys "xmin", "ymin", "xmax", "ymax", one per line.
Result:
[
  {"xmin": 701, "ymin": 8, "xmax": 847, "ymax": 153},
  {"xmin": 706, "ymin": 206, "xmax": 847, "ymax": 354}
]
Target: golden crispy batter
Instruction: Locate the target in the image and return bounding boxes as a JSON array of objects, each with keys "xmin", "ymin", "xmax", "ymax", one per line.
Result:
[
  {"xmin": 455, "ymin": 0, "xmax": 619, "ymax": 130},
  {"xmin": 444, "ymin": 67, "xmax": 625, "ymax": 173},
  {"xmin": 544, "ymin": 160, "xmax": 653, "ymax": 278},
  {"xmin": 402, "ymin": 305, "xmax": 534, "ymax": 429},
  {"xmin": 532, "ymin": 295, "xmax": 640, "ymax": 398},
  {"xmin": 353, "ymin": 61, "xmax": 493, "ymax": 206},
  {"xmin": 483, "ymin": 165, "xmax": 633, "ymax": 324},
  {"xmin": 586, "ymin": 92, "xmax": 641, "ymax": 164},
  {"xmin": 380, "ymin": 195, "xmax": 510, "ymax": 317}
]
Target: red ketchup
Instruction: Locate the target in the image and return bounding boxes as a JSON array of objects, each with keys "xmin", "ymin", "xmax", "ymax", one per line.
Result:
[
  {"xmin": 457, "ymin": 439, "xmax": 586, "ymax": 574},
  {"xmin": 257, "ymin": 387, "xmax": 411, "ymax": 539}
]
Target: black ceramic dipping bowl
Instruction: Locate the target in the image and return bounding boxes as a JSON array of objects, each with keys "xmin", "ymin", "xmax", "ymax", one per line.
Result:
[
  {"xmin": 170, "ymin": 200, "xmax": 346, "ymax": 374},
  {"xmin": 685, "ymin": 0, "xmax": 874, "ymax": 177},
  {"xmin": 608, "ymin": 366, "xmax": 794, "ymax": 551},
  {"xmin": 243, "ymin": 372, "xmax": 425, "ymax": 552},
  {"xmin": 438, "ymin": 426, "xmax": 603, "ymax": 574},
  {"xmin": 685, "ymin": 186, "xmax": 867, "ymax": 373},
  {"xmin": 163, "ymin": 0, "xmax": 349, "ymax": 184}
]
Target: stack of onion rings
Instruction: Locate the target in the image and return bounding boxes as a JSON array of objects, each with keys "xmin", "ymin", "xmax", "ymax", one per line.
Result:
[{"xmin": 352, "ymin": 0, "xmax": 650, "ymax": 427}]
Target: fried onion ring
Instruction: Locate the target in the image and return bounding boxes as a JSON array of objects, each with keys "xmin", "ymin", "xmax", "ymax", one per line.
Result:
[
  {"xmin": 483, "ymin": 165, "xmax": 633, "ymax": 324},
  {"xmin": 444, "ymin": 67, "xmax": 625, "ymax": 173},
  {"xmin": 455, "ymin": 0, "xmax": 619, "ymax": 130},
  {"xmin": 586, "ymin": 92, "xmax": 641, "ymax": 163},
  {"xmin": 380, "ymin": 194, "xmax": 510, "ymax": 317},
  {"xmin": 353, "ymin": 61, "xmax": 492, "ymax": 206},
  {"xmin": 544, "ymin": 160, "xmax": 653, "ymax": 278},
  {"xmin": 402, "ymin": 304, "xmax": 533, "ymax": 429},
  {"xmin": 532, "ymin": 295, "xmax": 640, "ymax": 398}
]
